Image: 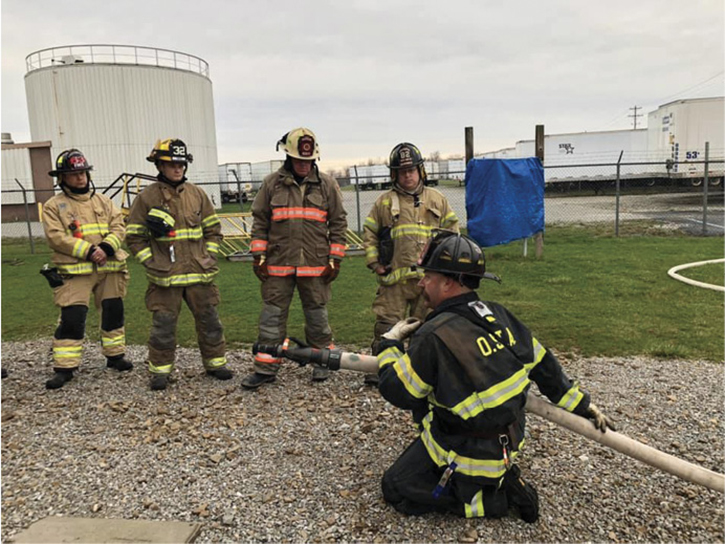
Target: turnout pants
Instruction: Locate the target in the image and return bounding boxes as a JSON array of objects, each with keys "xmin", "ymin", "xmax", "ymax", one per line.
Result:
[
  {"xmin": 51, "ymin": 270, "xmax": 129, "ymax": 369},
  {"xmin": 381, "ymin": 438, "xmax": 509, "ymax": 519},
  {"xmin": 371, "ymin": 278, "xmax": 429, "ymax": 354},
  {"xmin": 146, "ymin": 283, "xmax": 227, "ymax": 374},
  {"xmin": 254, "ymin": 275, "xmax": 332, "ymax": 375}
]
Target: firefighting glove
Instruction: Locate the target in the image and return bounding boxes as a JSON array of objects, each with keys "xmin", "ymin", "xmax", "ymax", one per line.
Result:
[
  {"xmin": 253, "ymin": 256, "xmax": 269, "ymax": 282},
  {"xmin": 382, "ymin": 318, "xmax": 422, "ymax": 342},
  {"xmin": 321, "ymin": 259, "xmax": 341, "ymax": 284},
  {"xmin": 587, "ymin": 402, "xmax": 616, "ymax": 433}
]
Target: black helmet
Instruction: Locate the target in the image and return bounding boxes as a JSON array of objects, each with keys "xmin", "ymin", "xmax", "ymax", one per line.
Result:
[
  {"xmin": 147, "ymin": 138, "xmax": 194, "ymax": 164},
  {"xmin": 417, "ymin": 230, "xmax": 500, "ymax": 285},
  {"xmin": 48, "ymin": 149, "xmax": 93, "ymax": 177},
  {"xmin": 389, "ymin": 142, "xmax": 427, "ymax": 185}
]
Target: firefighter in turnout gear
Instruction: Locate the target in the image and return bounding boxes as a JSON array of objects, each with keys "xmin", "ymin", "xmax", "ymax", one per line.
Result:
[
  {"xmin": 241, "ymin": 128, "xmax": 348, "ymax": 389},
  {"xmin": 377, "ymin": 231, "xmax": 615, "ymax": 520},
  {"xmin": 42, "ymin": 149, "xmax": 133, "ymax": 389},
  {"xmin": 362, "ymin": 143, "xmax": 458, "ymax": 385},
  {"xmin": 126, "ymin": 139, "xmax": 231, "ymax": 391}
]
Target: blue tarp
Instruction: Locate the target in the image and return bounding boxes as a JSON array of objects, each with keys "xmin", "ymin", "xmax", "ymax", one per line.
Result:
[{"xmin": 465, "ymin": 158, "xmax": 545, "ymax": 247}]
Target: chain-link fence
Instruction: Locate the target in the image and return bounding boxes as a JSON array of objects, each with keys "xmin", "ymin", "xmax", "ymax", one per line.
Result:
[{"xmin": 3, "ymin": 158, "xmax": 723, "ymax": 251}]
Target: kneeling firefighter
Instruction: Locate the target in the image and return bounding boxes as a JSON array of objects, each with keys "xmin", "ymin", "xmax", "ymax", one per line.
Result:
[
  {"xmin": 42, "ymin": 149, "xmax": 134, "ymax": 389},
  {"xmin": 375, "ymin": 231, "xmax": 614, "ymax": 520},
  {"xmin": 126, "ymin": 139, "xmax": 231, "ymax": 391}
]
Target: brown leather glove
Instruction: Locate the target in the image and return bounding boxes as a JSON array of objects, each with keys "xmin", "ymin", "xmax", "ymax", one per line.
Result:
[
  {"xmin": 253, "ymin": 256, "xmax": 269, "ymax": 282},
  {"xmin": 321, "ymin": 259, "xmax": 341, "ymax": 284},
  {"xmin": 587, "ymin": 402, "xmax": 616, "ymax": 433}
]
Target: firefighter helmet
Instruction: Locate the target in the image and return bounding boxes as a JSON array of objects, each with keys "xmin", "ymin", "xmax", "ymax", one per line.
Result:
[
  {"xmin": 147, "ymin": 139, "xmax": 194, "ymax": 164},
  {"xmin": 389, "ymin": 142, "xmax": 427, "ymax": 184},
  {"xmin": 277, "ymin": 128, "xmax": 320, "ymax": 160},
  {"xmin": 418, "ymin": 230, "xmax": 500, "ymax": 285},
  {"xmin": 48, "ymin": 149, "xmax": 93, "ymax": 177}
]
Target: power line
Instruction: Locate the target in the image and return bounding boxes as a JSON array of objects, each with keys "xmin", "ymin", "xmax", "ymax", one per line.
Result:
[{"xmin": 629, "ymin": 106, "xmax": 643, "ymax": 129}]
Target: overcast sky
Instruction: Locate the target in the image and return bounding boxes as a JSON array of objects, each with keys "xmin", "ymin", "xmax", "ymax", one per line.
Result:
[{"xmin": 2, "ymin": 0, "xmax": 723, "ymax": 171}]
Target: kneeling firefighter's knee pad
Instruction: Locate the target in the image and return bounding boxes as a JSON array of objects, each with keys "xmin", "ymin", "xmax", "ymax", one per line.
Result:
[
  {"xmin": 504, "ymin": 464, "xmax": 539, "ymax": 523},
  {"xmin": 55, "ymin": 305, "xmax": 88, "ymax": 340},
  {"xmin": 101, "ymin": 298, "xmax": 124, "ymax": 330}
]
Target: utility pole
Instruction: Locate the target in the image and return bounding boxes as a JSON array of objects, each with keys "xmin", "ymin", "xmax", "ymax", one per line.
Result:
[{"xmin": 629, "ymin": 106, "xmax": 643, "ymax": 129}]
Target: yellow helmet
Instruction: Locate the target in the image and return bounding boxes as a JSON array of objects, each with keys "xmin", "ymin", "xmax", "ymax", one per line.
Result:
[
  {"xmin": 276, "ymin": 128, "xmax": 320, "ymax": 160},
  {"xmin": 147, "ymin": 138, "xmax": 194, "ymax": 164}
]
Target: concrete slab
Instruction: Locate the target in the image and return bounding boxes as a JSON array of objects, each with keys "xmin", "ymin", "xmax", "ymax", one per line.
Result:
[{"xmin": 13, "ymin": 516, "xmax": 202, "ymax": 543}]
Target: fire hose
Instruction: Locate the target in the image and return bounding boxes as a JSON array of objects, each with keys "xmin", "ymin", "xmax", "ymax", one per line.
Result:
[{"xmin": 253, "ymin": 340, "xmax": 725, "ymax": 493}]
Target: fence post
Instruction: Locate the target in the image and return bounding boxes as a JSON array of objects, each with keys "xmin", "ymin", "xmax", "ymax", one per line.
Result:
[
  {"xmin": 353, "ymin": 165, "xmax": 361, "ymax": 234},
  {"xmin": 534, "ymin": 125, "xmax": 545, "ymax": 257},
  {"xmin": 615, "ymin": 151, "xmax": 623, "ymax": 237},
  {"xmin": 230, "ymin": 169, "xmax": 244, "ymax": 212},
  {"xmin": 703, "ymin": 142, "xmax": 709, "ymax": 235},
  {"xmin": 15, "ymin": 178, "xmax": 35, "ymax": 254}
]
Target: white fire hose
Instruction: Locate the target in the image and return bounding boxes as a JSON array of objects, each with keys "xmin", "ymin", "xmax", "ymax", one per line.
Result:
[{"xmin": 256, "ymin": 343, "xmax": 724, "ymax": 494}]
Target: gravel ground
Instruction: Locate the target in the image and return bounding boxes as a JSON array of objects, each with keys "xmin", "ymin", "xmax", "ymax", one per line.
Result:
[{"xmin": 1, "ymin": 340, "xmax": 723, "ymax": 543}]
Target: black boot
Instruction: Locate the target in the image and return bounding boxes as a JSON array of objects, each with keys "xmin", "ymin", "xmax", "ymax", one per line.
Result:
[
  {"xmin": 106, "ymin": 355, "xmax": 133, "ymax": 372},
  {"xmin": 241, "ymin": 372, "xmax": 276, "ymax": 390},
  {"xmin": 206, "ymin": 366, "xmax": 233, "ymax": 380},
  {"xmin": 150, "ymin": 374, "xmax": 169, "ymax": 391},
  {"xmin": 46, "ymin": 368, "xmax": 74, "ymax": 390}
]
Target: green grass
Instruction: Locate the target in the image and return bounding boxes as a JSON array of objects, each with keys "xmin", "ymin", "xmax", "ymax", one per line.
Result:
[{"xmin": 2, "ymin": 225, "xmax": 723, "ymax": 361}]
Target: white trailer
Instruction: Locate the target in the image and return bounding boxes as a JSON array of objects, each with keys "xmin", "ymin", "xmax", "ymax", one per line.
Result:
[
  {"xmin": 218, "ymin": 162, "xmax": 252, "ymax": 203},
  {"xmin": 647, "ymin": 97, "xmax": 724, "ymax": 183},
  {"xmin": 347, "ymin": 164, "xmax": 391, "ymax": 190},
  {"xmin": 250, "ymin": 160, "xmax": 284, "ymax": 190}
]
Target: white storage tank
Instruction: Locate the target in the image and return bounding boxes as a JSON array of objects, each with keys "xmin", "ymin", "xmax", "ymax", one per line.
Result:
[{"xmin": 24, "ymin": 44, "xmax": 220, "ymax": 205}]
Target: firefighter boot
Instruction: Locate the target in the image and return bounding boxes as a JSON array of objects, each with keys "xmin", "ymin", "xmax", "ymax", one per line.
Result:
[
  {"xmin": 311, "ymin": 364, "xmax": 330, "ymax": 382},
  {"xmin": 241, "ymin": 372, "xmax": 276, "ymax": 390},
  {"xmin": 106, "ymin": 354, "xmax": 134, "ymax": 372},
  {"xmin": 206, "ymin": 367, "xmax": 233, "ymax": 380},
  {"xmin": 46, "ymin": 368, "xmax": 74, "ymax": 390},
  {"xmin": 150, "ymin": 374, "xmax": 169, "ymax": 391}
]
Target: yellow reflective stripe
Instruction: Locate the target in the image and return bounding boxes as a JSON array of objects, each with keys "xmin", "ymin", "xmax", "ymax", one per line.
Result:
[
  {"xmin": 53, "ymin": 346, "xmax": 82, "ymax": 358},
  {"xmin": 420, "ymin": 413, "xmax": 518, "ymax": 478},
  {"xmin": 102, "ymin": 335, "xmax": 125, "ymax": 348},
  {"xmin": 391, "ymin": 224, "xmax": 433, "ymax": 239},
  {"xmin": 378, "ymin": 347, "xmax": 399, "ymax": 370},
  {"xmin": 56, "ymin": 263, "xmax": 92, "ymax": 274},
  {"xmin": 464, "ymin": 490, "xmax": 485, "ymax": 518},
  {"xmin": 206, "ymin": 242, "xmax": 220, "ymax": 254},
  {"xmin": 104, "ymin": 233, "xmax": 122, "ymax": 251},
  {"xmin": 389, "ymin": 350, "xmax": 432, "ymax": 399},
  {"xmin": 136, "ymin": 247, "xmax": 152, "ymax": 263},
  {"xmin": 558, "ymin": 381, "xmax": 585, "ymax": 412},
  {"xmin": 146, "ymin": 270, "xmax": 219, "ymax": 287},
  {"xmin": 157, "ymin": 227, "xmax": 203, "ymax": 241},
  {"xmin": 524, "ymin": 338, "xmax": 547, "ymax": 373},
  {"xmin": 201, "ymin": 214, "xmax": 220, "ymax": 228},
  {"xmin": 149, "ymin": 361, "xmax": 173, "ymax": 374},
  {"xmin": 148, "ymin": 208, "xmax": 175, "ymax": 225},
  {"xmin": 204, "ymin": 357, "xmax": 227, "ymax": 369},
  {"xmin": 72, "ymin": 239, "xmax": 92, "ymax": 258},
  {"xmin": 449, "ymin": 368, "xmax": 530, "ymax": 420},
  {"xmin": 127, "ymin": 223, "xmax": 147, "ymax": 235},
  {"xmin": 97, "ymin": 261, "xmax": 127, "ymax": 273},
  {"xmin": 441, "ymin": 212, "xmax": 458, "ymax": 228},
  {"xmin": 364, "ymin": 217, "xmax": 378, "ymax": 231},
  {"xmin": 378, "ymin": 266, "xmax": 424, "ymax": 286},
  {"xmin": 365, "ymin": 246, "xmax": 379, "ymax": 259},
  {"xmin": 80, "ymin": 223, "xmax": 110, "ymax": 236}
]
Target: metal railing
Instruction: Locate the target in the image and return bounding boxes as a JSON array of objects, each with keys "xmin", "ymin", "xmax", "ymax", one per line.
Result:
[{"xmin": 25, "ymin": 44, "xmax": 210, "ymax": 77}]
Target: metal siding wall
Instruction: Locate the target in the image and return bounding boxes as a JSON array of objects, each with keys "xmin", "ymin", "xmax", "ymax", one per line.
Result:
[
  {"xmin": 25, "ymin": 63, "xmax": 219, "ymax": 208},
  {"xmin": 1, "ymin": 148, "xmax": 35, "ymax": 204}
]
